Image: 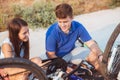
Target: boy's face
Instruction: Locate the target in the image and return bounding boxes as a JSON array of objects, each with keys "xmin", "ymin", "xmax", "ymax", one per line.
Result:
[{"xmin": 57, "ymin": 16, "xmax": 73, "ymax": 34}]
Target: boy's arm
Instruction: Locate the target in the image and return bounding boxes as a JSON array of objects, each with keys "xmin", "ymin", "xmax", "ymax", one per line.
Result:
[
  {"xmin": 46, "ymin": 51, "xmax": 57, "ymax": 59},
  {"xmin": 85, "ymin": 40, "xmax": 103, "ymax": 70}
]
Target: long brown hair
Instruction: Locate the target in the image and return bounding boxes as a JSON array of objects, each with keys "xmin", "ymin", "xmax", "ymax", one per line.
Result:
[{"xmin": 7, "ymin": 18, "xmax": 29, "ymax": 59}]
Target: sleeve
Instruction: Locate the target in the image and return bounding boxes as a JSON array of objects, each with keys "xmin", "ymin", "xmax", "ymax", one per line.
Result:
[
  {"xmin": 46, "ymin": 31, "xmax": 56, "ymax": 52},
  {"xmin": 79, "ymin": 25, "xmax": 92, "ymax": 42}
]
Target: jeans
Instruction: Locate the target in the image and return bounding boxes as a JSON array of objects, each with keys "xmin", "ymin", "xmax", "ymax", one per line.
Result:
[{"xmin": 62, "ymin": 46, "xmax": 90, "ymax": 65}]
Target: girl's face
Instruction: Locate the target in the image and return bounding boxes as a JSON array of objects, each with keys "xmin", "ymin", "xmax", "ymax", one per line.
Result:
[{"xmin": 18, "ymin": 26, "xmax": 29, "ymax": 42}]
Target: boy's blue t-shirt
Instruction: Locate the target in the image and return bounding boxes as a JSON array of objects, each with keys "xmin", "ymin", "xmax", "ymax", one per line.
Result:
[{"xmin": 46, "ymin": 21, "xmax": 92, "ymax": 57}]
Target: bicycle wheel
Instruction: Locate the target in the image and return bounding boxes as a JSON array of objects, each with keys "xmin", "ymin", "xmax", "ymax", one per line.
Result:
[
  {"xmin": 0, "ymin": 58, "xmax": 48, "ymax": 80},
  {"xmin": 100, "ymin": 23, "xmax": 120, "ymax": 80}
]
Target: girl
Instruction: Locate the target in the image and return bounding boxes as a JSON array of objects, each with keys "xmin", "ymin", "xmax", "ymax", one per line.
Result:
[{"xmin": 0, "ymin": 17, "xmax": 42, "ymax": 80}]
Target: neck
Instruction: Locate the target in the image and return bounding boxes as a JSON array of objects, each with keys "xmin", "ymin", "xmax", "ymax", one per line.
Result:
[{"xmin": 64, "ymin": 30, "xmax": 69, "ymax": 34}]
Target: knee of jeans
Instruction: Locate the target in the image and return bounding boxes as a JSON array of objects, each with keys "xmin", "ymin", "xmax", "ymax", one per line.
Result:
[{"xmin": 71, "ymin": 59, "xmax": 83, "ymax": 65}]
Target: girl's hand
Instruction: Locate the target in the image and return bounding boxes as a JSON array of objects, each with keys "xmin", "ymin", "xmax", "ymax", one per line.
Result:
[{"xmin": 0, "ymin": 68, "xmax": 9, "ymax": 80}]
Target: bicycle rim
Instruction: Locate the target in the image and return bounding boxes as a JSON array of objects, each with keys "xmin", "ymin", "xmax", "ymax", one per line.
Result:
[{"xmin": 0, "ymin": 58, "xmax": 48, "ymax": 80}]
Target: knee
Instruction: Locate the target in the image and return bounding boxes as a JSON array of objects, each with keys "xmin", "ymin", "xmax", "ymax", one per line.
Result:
[{"xmin": 30, "ymin": 57, "xmax": 42, "ymax": 66}]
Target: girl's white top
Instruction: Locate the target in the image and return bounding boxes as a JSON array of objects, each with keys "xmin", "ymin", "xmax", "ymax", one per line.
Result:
[{"xmin": 0, "ymin": 38, "xmax": 24, "ymax": 59}]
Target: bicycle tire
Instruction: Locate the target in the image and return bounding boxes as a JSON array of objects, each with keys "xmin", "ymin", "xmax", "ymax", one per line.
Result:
[
  {"xmin": 100, "ymin": 23, "xmax": 120, "ymax": 79},
  {"xmin": 0, "ymin": 58, "xmax": 48, "ymax": 80}
]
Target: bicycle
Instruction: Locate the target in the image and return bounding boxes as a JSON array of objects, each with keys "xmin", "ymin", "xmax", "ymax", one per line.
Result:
[
  {"xmin": 0, "ymin": 57, "xmax": 103, "ymax": 80},
  {"xmin": 100, "ymin": 22, "xmax": 120, "ymax": 80},
  {"xmin": 0, "ymin": 23, "xmax": 120, "ymax": 80}
]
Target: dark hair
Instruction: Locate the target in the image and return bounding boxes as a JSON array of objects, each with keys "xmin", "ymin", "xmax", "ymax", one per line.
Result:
[
  {"xmin": 7, "ymin": 18, "xmax": 29, "ymax": 59},
  {"xmin": 55, "ymin": 3, "xmax": 73, "ymax": 18}
]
